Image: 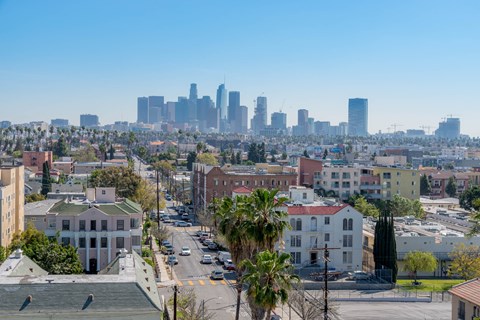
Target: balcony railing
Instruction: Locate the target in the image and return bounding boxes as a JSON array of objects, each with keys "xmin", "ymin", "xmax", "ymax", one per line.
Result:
[{"xmin": 360, "ymin": 184, "xmax": 383, "ymax": 190}]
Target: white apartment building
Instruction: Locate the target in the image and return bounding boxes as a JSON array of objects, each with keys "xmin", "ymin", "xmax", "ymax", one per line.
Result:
[
  {"xmin": 42, "ymin": 188, "xmax": 142, "ymax": 273},
  {"xmin": 284, "ymin": 187, "xmax": 363, "ymax": 272}
]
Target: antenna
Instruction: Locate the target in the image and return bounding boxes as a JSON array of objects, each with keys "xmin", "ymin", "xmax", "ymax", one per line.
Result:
[{"xmin": 280, "ymin": 99, "xmax": 286, "ymax": 113}]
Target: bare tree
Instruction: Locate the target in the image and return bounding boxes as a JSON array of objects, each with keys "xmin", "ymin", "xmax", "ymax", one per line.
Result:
[
  {"xmin": 288, "ymin": 285, "xmax": 339, "ymax": 320},
  {"xmin": 150, "ymin": 222, "xmax": 171, "ymax": 243},
  {"xmin": 168, "ymin": 288, "xmax": 215, "ymax": 320}
]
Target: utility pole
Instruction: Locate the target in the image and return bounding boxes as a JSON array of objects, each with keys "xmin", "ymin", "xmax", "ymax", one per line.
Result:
[
  {"xmin": 173, "ymin": 285, "xmax": 178, "ymax": 320},
  {"xmin": 156, "ymin": 168, "xmax": 160, "ymax": 227},
  {"xmin": 319, "ymin": 243, "xmax": 339, "ymax": 320}
]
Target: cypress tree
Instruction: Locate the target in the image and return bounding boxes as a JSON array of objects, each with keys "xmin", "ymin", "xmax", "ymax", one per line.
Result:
[
  {"xmin": 373, "ymin": 206, "xmax": 398, "ymax": 283},
  {"xmin": 40, "ymin": 161, "xmax": 52, "ymax": 196}
]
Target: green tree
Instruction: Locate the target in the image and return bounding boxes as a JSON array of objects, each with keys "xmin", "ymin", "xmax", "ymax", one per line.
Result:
[
  {"xmin": 9, "ymin": 225, "xmax": 83, "ymax": 274},
  {"xmin": 89, "ymin": 166, "xmax": 142, "ymax": 199},
  {"xmin": 322, "ymin": 149, "xmax": 328, "ymax": 160},
  {"xmin": 389, "ymin": 195, "xmax": 424, "ymax": 219},
  {"xmin": 53, "ymin": 135, "xmax": 69, "ymax": 157},
  {"xmin": 445, "ymin": 176, "xmax": 457, "ymax": 197},
  {"xmin": 420, "ymin": 174, "xmax": 431, "ymax": 196},
  {"xmin": 354, "ymin": 196, "xmax": 380, "ymax": 218},
  {"xmin": 281, "ymin": 152, "xmax": 287, "ymax": 160},
  {"xmin": 403, "ymin": 251, "xmax": 438, "ymax": 285},
  {"xmin": 72, "ymin": 144, "xmax": 98, "ymax": 162},
  {"xmin": 240, "ymin": 250, "xmax": 299, "ymax": 320},
  {"xmin": 303, "ymin": 150, "xmax": 309, "ymax": 158},
  {"xmin": 25, "ymin": 193, "xmax": 46, "ymax": 203},
  {"xmin": 0, "ymin": 246, "xmax": 6, "ymax": 263},
  {"xmin": 196, "ymin": 153, "xmax": 218, "ymax": 166},
  {"xmin": 448, "ymin": 243, "xmax": 480, "ymax": 280},
  {"xmin": 40, "ymin": 161, "xmax": 51, "ymax": 196},
  {"xmin": 459, "ymin": 186, "xmax": 480, "ymax": 211},
  {"xmin": 109, "ymin": 144, "xmax": 115, "ymax": 160},
  {"xmin": 373, "ymin": 210, "xmax": 398, "ymax": 282},
  {"xmin": 130, "ymin": 180, "xmax": 158, "ymax": 214},
  {"xmin": 236, "ymin": 151, "xmax": 242, "ymax": 164},
  {"xmin": 186, "ymin": 151, "xmax": 197, "ymax": 171}
]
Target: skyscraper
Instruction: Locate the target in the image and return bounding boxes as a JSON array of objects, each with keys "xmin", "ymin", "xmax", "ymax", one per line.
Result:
[
  {"xmin": 251, "ymin": 96, "xmax": 267, "ymax": 134},
  {"xmin": 271, "ymin": 112, "xmax": 287, "ymax": 131},
  {"xmin": 297, "ymin": 109, "xmax": 309, "ymax": 136},
  {"xmin": 228, "ymin": 91, "xmax": 240, "ymax": 122},
  {"xmin": 435, "ymin": 117, "xmax": 460, "ymax": 139},
  {"xmin": 148, "ymin": 96, "xmax": 164, "ymax": 124},
  {"xmin": 189, "ymin": 83, "xmax": 198, "ymax": 101},
  {"xmin": 234, "ymin": 105, "xmax": 248, "ymax": 134},
  {"xmin": 348, "ymin": 98, "xmax": 368, "ymax": 136},
  {"xmin": 175, "ymin": 97, "xmax": 189, "ymax": 124},
  {"xmin": 80, "ymin": 114, "xmax": 99, "ymax": 127},
  {"xmin": 216, "ymin": 84, "xmax": 227, "ymax": 120},
  {"xmin": 137, "ymin": 97, "xmax": 149, "ymax": 123}
]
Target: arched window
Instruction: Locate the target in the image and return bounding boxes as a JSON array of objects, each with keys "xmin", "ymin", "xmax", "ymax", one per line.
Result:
[
  {"xmin": 310, "ymin": 217, "xmax": 317, "ymax": 232},
  {"xmin": 290, "ymin": 218, "xmax": 296, "ymax": 230},
  {"xmin": 296, "ymin": 218, "xmax": 302, "ymax": 231},
  {"xmin": 348, "ymin": 218, "xmax": 353, "ymax": 230},
  {"xmin": 343, "ymin": 218, "xmax": 348, "ymax": 230}
]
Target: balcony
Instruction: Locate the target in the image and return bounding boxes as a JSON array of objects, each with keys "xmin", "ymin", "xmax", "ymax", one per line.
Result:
[{"xmin": 360, "ymin": 184, "xmax": 383, "ymax": 190}]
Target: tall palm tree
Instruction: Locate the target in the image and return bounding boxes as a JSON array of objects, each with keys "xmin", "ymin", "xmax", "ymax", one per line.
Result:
[
  {"xmin": 240, "ymin": 250, "xmax": 299, "ymax": 320},
  {"xmin": 242, "ymin": 189, "xmax": 290, "ymax": 252}
]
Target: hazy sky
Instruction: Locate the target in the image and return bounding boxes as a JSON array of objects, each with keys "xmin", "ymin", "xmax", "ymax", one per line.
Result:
[{"xmin": 1, "ymin": 1, "xmax": 479, "ymax": 136}]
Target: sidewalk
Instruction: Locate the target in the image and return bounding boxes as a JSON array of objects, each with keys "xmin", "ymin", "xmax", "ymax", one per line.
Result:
[{"xmin": 151, "ymin": 236, "xmax": 177, "ymax": 287}]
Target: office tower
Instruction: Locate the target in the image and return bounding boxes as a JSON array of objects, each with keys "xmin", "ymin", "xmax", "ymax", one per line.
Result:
[
  {"xmin": 339, "ymin": 122, "xmax": 348, "ymax": 136},
  {"xmin": 137, "ymin": 97, "xmax": 149, "ymax": 123},
  {"xmin": 188, "ymin": 84, "xmax": 198, "ymax": 122},
  {"xmin": 435, "ymin": 117, "xmax": 461, "ymax": 139},
  {"xmin": 175, "ymin": 97, "xmax": 189, "ymax": 124},
  {"xmin": 348, "ymin": 98, "xmax": 368, "ymax": 136},
  {"xmin": 251, "ymin": 96, "xmax": 267, "ymax": 135},
  {"xmin": 165, "ymin": 102, "xmax": 176, "ymax": 122},
  {"xmin": 307, "ymin": 117, "xmax": 315, "ymax": 135},
  {"xmin": 0, "ymin": 121, "xmax": 11, "ymax": 129},
  {"xmin": 314, "ymin": 121, "xmax": 331, "ymax": 136},
  {"xmin": 228, "ymin": 91, "xmax": 241, "ymax": 122},
  {"xmin": 216, "ymin": 84, "xmax": 228, "ymax": 120},
  {"xmin": 51, "ymin": 119, "xmax": 69, "ymax": 127},
  {"xmin": 297, "ymin": 109, "xmax": 309, "ymax": 136},
  {"xmin": 231, "ymin": 105, "xmax": 248, "ymax": 134},
  {"xmin": 271, "ymin": 112, "xmax": 287, "ymax": 131},
  {"xmin": 189, "ymin": 83, "xmax": 198, "ymax": 101},
  {"xmin": 197, "ymin": 96, "xmax": 215, "ymax": 131},
  {"xmin": 80, "ymin": 114, "xmax": 99, "ymax": 127},
  {"xmin": 148, "ymin": 96, "xmax": 164, "ymax": 124},
  {"xmin": 0, "ymin": 163, "xmax": 24, "ymax": 247}
]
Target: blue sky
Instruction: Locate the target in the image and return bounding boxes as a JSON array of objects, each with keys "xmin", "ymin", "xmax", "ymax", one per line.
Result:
[{"xmin": 1, "ymin": 1, "xmax": 479, "ymax": 136}]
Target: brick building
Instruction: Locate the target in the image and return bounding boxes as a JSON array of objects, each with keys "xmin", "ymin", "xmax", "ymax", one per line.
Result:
[
  {"xmin": 192, "ymin": 163, "xmax": 298, "ymax": 212},
  {"xmin": 22, "ymin": 151, "xmax": 53, "ymax": 172},
  {"xmin": 298, "ymin": 157, "xmax": 323, "ymax": 188}
]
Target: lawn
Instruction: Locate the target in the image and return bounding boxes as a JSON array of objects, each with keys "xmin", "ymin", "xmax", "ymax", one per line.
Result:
[{"xmin": 397, "ymin": 279, "xmax": 464, "ymax": 292}]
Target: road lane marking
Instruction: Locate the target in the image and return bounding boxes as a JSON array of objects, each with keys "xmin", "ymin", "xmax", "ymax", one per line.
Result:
[
  {"xmin": 188, "ymin": 280, "xmax": 194, "ymax": 286},
  {"xmin": 177, "ymin": 280, "xmax": 183, "ymax": 286},
  {"xmin": 209, "ymin": 280, "xmax": 217, "ymax": 285},
  {"xmin": 221, "ymin": 280, "xmax": 227, "ymax": 285},
  {"xmin": 198, "ymin": 280, "xmax": 205, "ymax": 286}
]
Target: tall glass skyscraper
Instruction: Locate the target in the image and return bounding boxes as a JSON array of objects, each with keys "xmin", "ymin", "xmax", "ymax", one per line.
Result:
[
  {"xmin": 348, "ymin": 98, "xmax": 368, "ymax": 137},
  {"xmin": 216, "ymin": 84, "xmax": 228, "ymax": 120},
  {"xmin": 137, "ymin": 97, "xmax": 149, "ymax": 123}
]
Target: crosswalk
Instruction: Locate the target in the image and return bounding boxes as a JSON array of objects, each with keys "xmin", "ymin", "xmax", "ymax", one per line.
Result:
[{"xmin": 176, "ymin": 278, "xmax": 237, "ymax": 287}]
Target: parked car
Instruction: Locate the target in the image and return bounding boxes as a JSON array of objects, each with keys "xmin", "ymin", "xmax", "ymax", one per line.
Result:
[
  {"xmin": 163, "ymin": 216, "xmax": 172, "ymax": 223},
  {"xmin": 181, "ymin": 217, "xmax": 193, "ymax": 222},
  {"xmin": 203, "ymin": 239, "xmax": 213, "ymax": 246},
  {"xmin": 198, "ymin": 232, "xmax": 209, "ymax": 240},
  {"xmin": 202, "ymin": 254, "xmax": 213, "ymax": 264},
  {"xmin": 182, "ymin": 213, "xmax": 189, "ymax": 217},
  {"xmin": 218, "ymin": 251, "xmax": 232, "ymax": 263},
  {"xmin": 166, "ymin": 196, "xmax": 172, "ymax": 201},
  {"xmin": 175, "ymin": 221, "xmax": 192, "ymax": 227},
  {"xmin": 180, "ymin": 246, "xmax": 191, "ymax": 256},
  {"xmin": 210, "ymin": 269, "xmax": 224, "ymax": 280},
  {"xmin": 167, "ymin": 255, "xmax": 178, "ymax": 265},
  {"xmin": 348, "ymin": 271, "xmax": 370, "ymax": 280},
  {"xmin": 196, "ymin": 230, "xmax": 205, "ymax": 237},
  {"xmin": 224, "ymin": 259, "xmax": 236, "ymax": 271},
  {"xmin": 162, "ymin": 245, "xmax": 175, "ymax": 255},
  {"xmin": 208, "ymin": 242, "xmax": 218, "ymax": 250}
]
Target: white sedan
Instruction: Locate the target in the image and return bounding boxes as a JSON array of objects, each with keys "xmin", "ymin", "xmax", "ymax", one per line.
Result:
[
  {"xmin": 174, "ymin": 221, "xmax": 192, "ymax": 227},
  {"xmin": 180, "ymin": 246, "xmax": 191, "ymax": 256}
]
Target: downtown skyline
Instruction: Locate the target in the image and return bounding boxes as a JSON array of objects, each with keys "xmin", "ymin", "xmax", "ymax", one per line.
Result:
[{"xmin": 1, "ymin": 1, "xmax": 480, "ymax": 136}]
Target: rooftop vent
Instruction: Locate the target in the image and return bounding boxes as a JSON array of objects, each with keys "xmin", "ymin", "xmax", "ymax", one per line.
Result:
[
  {"xmin": 14, "ymin": 249, "xmax": 23, "ymax": 259},
  {"xmin": 119, "ymin": 248, "xmax": 127, "ymax": 258}
]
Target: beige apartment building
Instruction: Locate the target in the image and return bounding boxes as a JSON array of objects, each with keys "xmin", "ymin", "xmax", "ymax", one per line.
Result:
[{"xmin": 0, "ymin": 164, "xmax": 25, "ymax": 248}]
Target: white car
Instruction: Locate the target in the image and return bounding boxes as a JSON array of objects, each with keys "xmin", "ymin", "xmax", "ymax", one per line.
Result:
[
  {"xmin": 202, "ymin": 254, "xmax": 213, "ymax": 264},
  {"xmin": 348, "ymin": 271, "xmax": 370, "ymax": 280},
  {"xmin": 175, "ymin": 221, "xmax": 192, "ymax": 227},
  {"xmin": 180, "ymin": 246, "xmax": 191, "ymax": 256}
]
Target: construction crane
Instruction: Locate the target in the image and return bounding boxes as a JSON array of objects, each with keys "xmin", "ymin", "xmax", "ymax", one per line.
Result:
[
  {"xmin": 391, "ymin": 123, "xmax": 403, "ymax": 133},
  {"xmin": 420, "ymin": 125, "xmax": 432, "ymax": 135},
  {"xmin": 253, "ymin": 92, "xmax": 265, "ymax": 111},
  {"xmin": 446, "ymin": 114, "xmax": 459, "ymax": 119}
]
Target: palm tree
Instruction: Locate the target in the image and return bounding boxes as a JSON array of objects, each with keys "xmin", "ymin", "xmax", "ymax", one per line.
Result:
[
  {"xmin": 242, "ymin": 189, "xmax": 290, "ymax": 252},
  {"xmin": 240, "ymin": 250, "xmax": 299, "ymax": 320}
]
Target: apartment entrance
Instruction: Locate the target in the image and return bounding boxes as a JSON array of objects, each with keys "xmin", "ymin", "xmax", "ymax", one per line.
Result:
[
  {"xmin": 310, "ymin": 252, "xmax": 318, "ymax": 265},
  {"xmin": 89, "ymin": 258, "xmax": 97, "ymax": 274}
]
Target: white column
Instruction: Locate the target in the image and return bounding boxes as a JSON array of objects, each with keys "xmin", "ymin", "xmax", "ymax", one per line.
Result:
[
  {"xmin": 74, "ymin": 234, "xmax": 79, "ymax": 248},
  {"xmin": 107, "ymin": 235, "xmax": 112, "ymax": 263},
  {"xmin": 85, "ymin": 233, "xmax": 90, "ymax": 272},
  {"xmin": 96, "ymin": 235, "xmax": 101, "ymax": 271}
]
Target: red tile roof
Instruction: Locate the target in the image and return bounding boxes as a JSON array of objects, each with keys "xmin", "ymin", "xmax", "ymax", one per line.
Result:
[
  {"xmin": 449, "ymin": 278, "xmax": 480, "ymax": 306},
  {"xmin": 232, "ymin": 186, "xmax": 252, "ymax": 194},
  {"xmin": 288, "ymin": 204, "xmax": 348, "ymax": 215}
]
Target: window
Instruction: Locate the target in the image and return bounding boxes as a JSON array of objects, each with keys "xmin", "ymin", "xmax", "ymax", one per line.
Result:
[
  {"xmin": 296, "ymin": 218, "xmax": 302, "ymax": 231},
  {"xmin": 290, "ymin": 235, "xmax": 301, "ymax": 247},
  {"xmin": 342, "ymin": 251, "xmax": 353, "ymax": 264},
  {"xmin": 130, "ymin": 218, "xmax": 140, "ymax": 228},
  {"xmin": 117, "ymin": 220, "xmax": 125, "ymax": 231},
  {"xmin": 79, "ymin": 237, "xmax": 86, "ymax": 248},
  {"xmin": 132, "ymin": 236, "xmax": 141, "ymax": 246},
  {"xmin": 342, "ymin": 181, "xmax": 350, "ymax": 188},
  {"xmin": 62, "ymin": 220, "xmax": 70, "ymax": 231},
  {"xmin": 324, "ymin": 233, "xmax": 330, "ymax": 241},
  {"xmin": 348, "ymin": 218, "xmax": 353, "ymax": 230},
  {"xmin": 116, "ymin": 237, "xmax": 125, "ymax": 249},
  {"xmin": 290, "ymin": 218, "xmax": 296, "ymax": 230},
  {"xmin": 342, "ymin": 172, "xmax": 350, "ymax": 179},
  {"xmin": 61, "ymin": 237, "xmax": 70, "ymax": 246},
  {"xmin": 457, "ymin": 300, "xmax": 465, "ymax": 320},
  {"xmin": 101, "ymin": 237, "xmax": 107, "ymax": 248},
  {"xmin": 302, "ymin": 192, "xmax": 307, "ymax": 199},
  {"xmin": 90, "ymin": 238, "xmax": 97, "ymax": 248},
  {"xmin": 343, "ymin": 218, "xmax": 348, "ymax": 230},
  {"xmin": 102, "ymin": 190, "xmax": 106, "ymax": 195},
  {"xmin": 324, "ymin": 217, "xmax": 330, "ymax": 225},
  {"xmin": 310, "ymin": 236, "xmax": 318, "ymax": 248},
  {"xmin": 396, "ymin": 172, "xmax": 401, "ymax": 176},
  {"xmin": 290, "ymin": 252, "xmax": 301, "ymax": 264},
  {"xmin": 331, "ymin": 172, "xmax": 339, "ymax": 179},
  {"xmin": 343, "ymin": 235, "xmax": 353, "ymax": 247},
  {"xmin": 310, "ymin": 217, "xmax": 317, "ymax": 232},
  {"xmin": 90, "ymin": 220, "xmax": 97, "ymax": 231},
  {"xmin": 214, "ymin": 179, "xmax": 218, "ymax": 186},
  {"xmin": 386, "ymin": 181, "xmax": 391, "ymax": 188},
  {"xmin": 363, "ymin": 236, "xmax": 369, "ymax": 247},
  {"xmin": 79, "ymin": 220, "xmax": 86, "ymax": 231},
  {"xmin": 314, "ymin": 171, "xmax": 321, "ymax": 179},
  {"xmin": 101, "ymin": 220, "xmax": 108, "ymax": 231}
]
